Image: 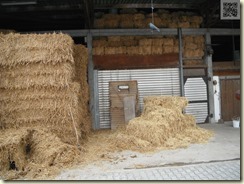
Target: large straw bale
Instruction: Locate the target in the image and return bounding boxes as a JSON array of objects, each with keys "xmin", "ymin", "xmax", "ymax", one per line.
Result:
[
  {"xmin": 73, "ymin": 44, "xmax": 91, "ymax": 134},
  {"xmin": 133, "ymin": 13, "xmax": 145, "ymax": 20},
  {"xmin": 0, "ymin": 33, "xmax": 74, "ymax": 67},
  {"xmin": 104, "ymin": 18, "xmax": 119, "ymax": 28}
]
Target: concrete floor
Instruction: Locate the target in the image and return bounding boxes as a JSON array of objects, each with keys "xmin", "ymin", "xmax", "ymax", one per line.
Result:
[{"xmin": 55, "ymin": 122, "xmax": 241, "ymax": 180}]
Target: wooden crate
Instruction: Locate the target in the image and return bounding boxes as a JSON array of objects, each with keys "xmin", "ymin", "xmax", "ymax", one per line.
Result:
[{"xmin": 109, "ymin": 80, "xmax": 139, "ymax": 130}]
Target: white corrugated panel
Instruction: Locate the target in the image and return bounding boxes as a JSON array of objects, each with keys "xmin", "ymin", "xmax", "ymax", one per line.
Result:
[
  {"xmin": 97, "ymin": 68, "xmax": 181, "ymax": 129},
  {"xmin": 184, "ymin": 77, "xmax": 208, "ymax": 123}
]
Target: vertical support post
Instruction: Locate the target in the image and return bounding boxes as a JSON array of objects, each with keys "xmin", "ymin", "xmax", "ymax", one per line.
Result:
[
  {"xmin": 205, "ymin": 32, "xmax": 215, "ymax": 123},
  {"xmin": 87, "ymin": 31, "xmax": 100, "ymax": 129},
  {"xmin": 178, "ymin": 28, "xmax": 185, "ymax": 97}
]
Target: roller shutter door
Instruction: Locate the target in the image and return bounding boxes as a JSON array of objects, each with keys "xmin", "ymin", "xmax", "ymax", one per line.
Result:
[{"xmin": 97, "ymin": 68, "xmax": 181, "ymax": 129}]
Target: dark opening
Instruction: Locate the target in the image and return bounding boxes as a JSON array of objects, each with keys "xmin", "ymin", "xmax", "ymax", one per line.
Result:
[
  {"xmin": 212, "ymin": 36, "xmax": 240, "ymax": 62},
  {"xmin": 9, "ymin": 161, "xmax": 18, "ymax": 171}
]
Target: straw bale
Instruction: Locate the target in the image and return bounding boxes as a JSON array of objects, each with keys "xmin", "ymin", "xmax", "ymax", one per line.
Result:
[
  {"xmin": 93, "ymin": 39, "xmax": 107, "ymax": 47},
  {"xmin": 194, "ymin": 36, "xmax": 205, "ymax": 44},
  {"xmin": 120, "ymin": 19, "xmax": 134, "ymax": 28},
  {"xmin": 163, "ymin": 37, "xmax": 174, "ymax": 46},
  {"xmin": 104, "ymin": 47, "xmax": 126, "ymax": 55},
  {"xmin": 133, "ymin": 13, "xmax": 145, "ymax": 20},
  {"xmin": 139, "ymin": 46, "xmax": 152, "ymax": 55},
  {"xmin": 93, "ymin": 47, "xmax": 105, "ymax": 55},
  {"xmin": 139, "ymin": 38, "xmax": 153, "ymax": 46},
  {"xmin": 178, "ymin": 22, "xmax": 190, "ymax": 28},
  {"xmin": 0, "ymin": 33, "xmax": 74, "ymax": 53},
  {"xmin": 154, "ymin": 17, "xmax": 163, "ymax": 27},
  {"xmin": 173, "ymin": 45, "xmax": 179, "ymax": 53},
  {"xmin": 134, "ymin": 19, "xmax": 146, "ymax": 28},
  {"xmin": 180, "ymin": 15, "xmax": 189, "ymax": 22},
  {"xmin": 103, "ymin": 14, "xmax": 120, "ymax": 20},
  {"xmin": 107, "ymin": 41, "xmax": 121, "ymax": 47},
  {"xmin": 152, "ymin": 38, "xmax": 164, "ymax": 46},
  {"xmin": 184, "ymin": 42, "xmax": 198, "ymax": 50},
  {"xmin": 93, "ymin": 18, "xmax": 105, "ymax": 29},
  {"xmin": 104, "ymin": 18, "xmax": 119, "ymax": 28},
  {"xmin": 122, "ymin": 39, "xmax": 138, "ymax": 47},
  {"xmin": 0, "ymin": 62, "xmax": 74, "ymax": 78},
  {"xmin": 151, "ymin": 46, "xmax": 163, "ymax": 55},
  {"xmin": 163, "ymin": 46, "xmax": 174, "ymax": 53},
  {"xmin": 191, "ymin": 16, "xmax": 203, "ymax": 24},
  {"xmin": 126, "ymin": 46, "xmax": 140, "ymax": 55},
  {"xmin": 0, "ymin": 74, "xmax": 72, "ymax": 89},
  {"xmin": 107, "ymin": 36, "xmax": 121, "ymax": 42},
  {"xmin": 73, "ymin": 44, "xmax": 91, "ymax": 134},
  {"xmin": 183, "ymin": 35, "xmax": 194, "ymax": 43},
  {"xmin": 168, "ymin": 22, "xmax": 178, "ymax": 28},
  {"xmin": 120, "ymin": 36, "xmax": 135, "ymax": 42},
  {"xmin": 190, "ymin": 23, "xmax": 200, "ymax": 28},
  {"xmin": 0, "ymin": 85, "xmax": 79, "ymax": 102}
]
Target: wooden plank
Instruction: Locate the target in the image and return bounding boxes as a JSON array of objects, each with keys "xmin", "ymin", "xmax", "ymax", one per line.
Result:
[
  {"xmin": 93, "ymin": 53, "xmax": 179, "ymax": 70},
  {"xmin": 220, "ymin": 79, "xmax": 241, "ymax": 121},
  {"xmin": 123, "ymin": 96, "xmax": 136, "ymax": 123}
]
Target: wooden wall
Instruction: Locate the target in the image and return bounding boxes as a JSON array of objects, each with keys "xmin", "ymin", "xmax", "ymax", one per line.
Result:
[{"xmin": 220, "ymin": 78, "xmax": 240, "ymax": 121}]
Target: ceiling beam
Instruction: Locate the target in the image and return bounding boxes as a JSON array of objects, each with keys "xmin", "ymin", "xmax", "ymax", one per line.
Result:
[{"xmin": 94, "ymin": 3, "xmax": 199, "ymax": 10}]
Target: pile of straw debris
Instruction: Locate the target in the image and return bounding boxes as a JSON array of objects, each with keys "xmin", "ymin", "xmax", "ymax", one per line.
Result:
[
  {"xmin": 105, "ymin": 96, "xmax": 213, "ymax": 152},
  {"xmin": 0, "ymin": 33, "xmax": 90, "ymax": 179}
]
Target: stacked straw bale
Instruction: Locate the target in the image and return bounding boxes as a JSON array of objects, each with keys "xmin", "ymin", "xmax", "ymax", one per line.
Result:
[
  {"xmin": 93, "ymin": 10, "xmax": 205, "ymax": 65},
  {"xmin": 93, "ymin": 35, "xmax": 205, "ymax": 64},
  {"xmin": 0, "ymin": 33, "xmax": 87, "ymax": 145},
  {"xmin": 0, "ymin": 33, "xmax": 91, "ymax": 179},
  {"xmin": 94, "ymin": 10, "xmax": 203, "ymax": 29}
]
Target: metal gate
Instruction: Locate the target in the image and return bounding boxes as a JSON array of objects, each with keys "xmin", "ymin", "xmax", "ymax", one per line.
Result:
[
  {"xmin": 97, "ymin": 68, "xmax": 181, "ymax": 129},
  {"xmin": 184, "ymin": 77, "xmax": 208, "ymax": 123}
]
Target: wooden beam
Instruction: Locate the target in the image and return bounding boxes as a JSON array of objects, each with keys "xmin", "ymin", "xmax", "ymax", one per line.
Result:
[{"xmin": 93, "ymin": 54, "xmax": 179, "ymax": 70}]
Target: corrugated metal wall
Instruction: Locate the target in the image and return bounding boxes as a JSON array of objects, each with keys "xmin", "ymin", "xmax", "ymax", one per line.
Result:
[
  {"xmin": 97, "ymin": 68, "xmax": 181, "ymax": 129},
  {"xmin": 184, "ymin": 77, "xmax": 208, "ymax": 123}
]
